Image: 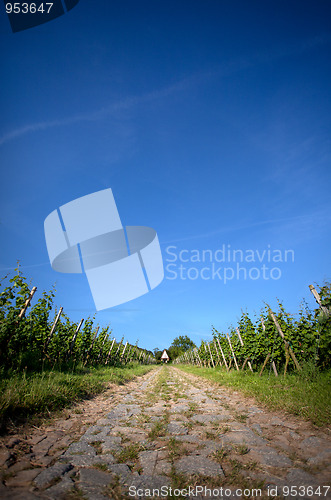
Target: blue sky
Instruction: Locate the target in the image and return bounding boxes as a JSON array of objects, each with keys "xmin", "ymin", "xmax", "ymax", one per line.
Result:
[{"xmin": 0, "ymin": 1, "xmax": 330, "ymax": 351}]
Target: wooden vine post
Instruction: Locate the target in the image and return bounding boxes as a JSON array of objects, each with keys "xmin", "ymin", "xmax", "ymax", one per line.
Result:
[
  {"xmin": 190, "ymin": 350, "xmax": 197, "ymax": 365},
  {"xmin": 207, "ymin": 342, "xmax": 215, "ymax": 368},
  {"xmin": 18, "ymin": 286, "xmax": 37, "ymax": 319},
  {"xmin": 226, "ymin": 332, "xmax": 239, "ymax": 371},
  {"xmin": 213, "ymin": 340, "xmax": 222, "ymax": 367},
  {"xmin": 2, "ymin": 286, "xmax": 38, "ymax": 355},
  {"xmin": 129, "ymin": 346, "xmax": 137, "ymax": 363},
  {"xmin": 268, "ymin": 307, "xmax": 301, "ymax": 372},
  {"xmin": 194, "ymin": 348, "xmax": 203, "ymax": 367},
  {"xmin": 114, "ymin": 340, "xmax": 123, "ymax": 358},
  {"xmin": 120, "ymin": 341, "xmax": 128, "ymax": 361},
  {"xmin": 44, "ymin": 307, "xmax": 63, "ymax": 352},
  {"xmin": 202, "ymin": 342, "xmax": 209, "ymax": 367},
  {"xmin": 105, "ymin": 338, "xmax": 116, "ymax": 364},
  {"xmin": 216, "ymin": 338, "xmax": 229, "ymax": 371},
  {"xmin": 125, "ymin": 345, "xmax": 132, "ymax": 362},
  {"xmin": 67, "ymin": 318, "xmax": 84, "ymax": 359},
  {"xmin": 309, "ymin": 284, "xmax": 330, "ymax": 316}
]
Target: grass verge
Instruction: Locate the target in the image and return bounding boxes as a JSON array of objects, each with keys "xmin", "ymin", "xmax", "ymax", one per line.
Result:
[
  {"xmin": 176, "ymin": 364, "xmax": 331, "ymax": 427},
  {"xmin": 0, "ymin": 363, "xmax": 155, "ymax": 432}
]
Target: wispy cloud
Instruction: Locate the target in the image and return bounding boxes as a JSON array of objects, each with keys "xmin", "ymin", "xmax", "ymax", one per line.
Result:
[
  {"xmin": 0, "ymin": 78, "xmax": 190, "ymax": 146},
  {"xmin": 161, "ymin": 207, "xmax": 331, "ymax": 245},
  {"xmin": 1, "ymin": 33, "xmax": 329, "ymax": 147}
]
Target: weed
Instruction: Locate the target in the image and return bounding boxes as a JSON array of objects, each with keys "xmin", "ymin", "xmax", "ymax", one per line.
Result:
[
  {"xmin": 103, "ymin": 475, "xmax": 131, "ymax": 500},
  {"xmin": 212, "ymin": 447, "xmax": 228, "ymax": 461},
  {"xmin": 93, "ymin": 462, "xmax": 108, "ymax": 471},
  {"xmin": 184, "ymin": 402, "xmax": 198, "ymax": 418},
  {"xmin": 64, "ymin": 487, "xmax": 87, "ymax": 499},
  {"xmin": 169, "ymin": 466, "xmax": 190, "ymax": 490},
  {"xmin": 167, "ymin": 437, "xmax": 187, "ymax": 461},
  {"xmin": 114, "ymin": 443, "xmax": 142, "ymax": 463},
  {"xmin": 234, "ymin": 413, "xmax": 248, "ymax": 422},
  {"xmin": 148, "ymin": 420, "xmax": 167, "ymax": 439},
  {"xmin": 136, "ymin": 413, "xmax": 151, "ymax": 424},
  {"xmin": 220, "ymin": 425, "xmax": 230, "ymax": 434},
  {"xmin": 234, "ymin": 444, "xmax": 250, "ymax": 455},
  {"xmin": 205, "ymin": 429, "xmax": 218, "ymax": 439},
  {"xmin": 90, "ymin": 441, "xmax": 103, "ymax": 454}
]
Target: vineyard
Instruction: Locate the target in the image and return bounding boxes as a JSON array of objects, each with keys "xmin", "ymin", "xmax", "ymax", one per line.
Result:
[
  {"xmin": 0, "ymin": 266, "xmax": 156, "ymax": 376},
  {"xmin": 174, "ymin": 282, "xmax": 331, "ymax": 375}
]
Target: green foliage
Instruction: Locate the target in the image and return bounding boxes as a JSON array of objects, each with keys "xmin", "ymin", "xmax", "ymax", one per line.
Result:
[
  {"xmin": 0, "ymin": 267, "xmax": 155, "ymax": 375},
  {"xmin": 167, "ymin": 335, "xmax": 196, "ymax": 359},
  {"xmin": 0, "ymin": 363, "xmax": 155, "ymax": 430},
  {"xmin": 176, "ymin": 281, "xmax": 331, "ymax": 373}
]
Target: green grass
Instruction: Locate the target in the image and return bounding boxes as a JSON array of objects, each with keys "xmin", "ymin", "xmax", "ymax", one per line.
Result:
[
  {"xmin": 0, "ymin": 363, "xmax": 155, "ymax": 431},
  {"xmin": 114, "ymin": 442, "xmax": 142, "ymax": 463},
  {"xmin": 176, "ymin": 364, "xmax": 331, "ymax": 427},
  {"xmin": 147, "ymin": 419, "xmax": 167, "ymax": 439}
]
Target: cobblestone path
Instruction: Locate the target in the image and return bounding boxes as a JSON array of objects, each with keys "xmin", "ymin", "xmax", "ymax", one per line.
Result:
[{"xmin": 1, "ymin": 366, "xmax": 330, "ymax": 499}]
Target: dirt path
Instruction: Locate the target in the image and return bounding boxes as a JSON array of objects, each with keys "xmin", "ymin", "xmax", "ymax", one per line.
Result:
[{"xmin": 0, "ymin": 366, "xmax": 330, "ymax": 499}]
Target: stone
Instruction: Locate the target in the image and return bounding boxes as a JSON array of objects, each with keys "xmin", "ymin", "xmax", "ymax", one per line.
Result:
[
  {"xmin": 30, "ymin": 455, "xmax": 54, "ymax": 467},
  {"xmin": 286, "ymin": 468, "xmax": 319, "ymax": 486},
  {"xmin": 176, "ymin": 455, "xmax": 225, "ymax": 478},
  {"xmin": 27, "ymin": 434, "xmax": 47, "ymax": 446},
  {"xmin": 251, "ymin": 423, "xmax": 263, "ymax": 435},
  {"xmin": 139, "ymin": 450, "xmax": 158, "ymax": 474},
  {"xmin": 307, "ymin": 449, "xmax": 331, "ymax": 465},
  {"xmin": 250, "ymin": 446, "xmax": 293, "ymax": 467},
  {"xmin": 5, "ymin": 468, "xmax": 41, "ymax": 487},
  {"xmin": 33, "ymin": 437, "xmax": 59, "ymax": 456},
  {"xmin": 82, "ymin": 425, "xmax": 111, "ymax": 437},
  {"xmin": 79, "ymin": 488, "xmax": 111, "ymax": 500},
  {"xmin": 101, "ymin": 437, "xmax": 122, "ymax": 453},
  {"xmin": 167, "ymin": 423, "xmax": 188, "ymax": 435},
  {"xmin": 155, "ymin": 460, "xmax": 172, "ymax": 475},
  {"xmin": 5, "ymin": 458, "xmax": 33, "ymax": 474},
  {"xmin": 43, "ymin": 475, "xmax": 75, "ymax": 499},
  {"xmin": 60, "ymin": 453, "xmax": 115, "ymax": 467},
  {"xmin": 64, "ymin": 441, "xmax": 97, "ymax": 456},
  {"xmin": 96, "ymin": 418, "xmax": 113, "ymax": 425},
  {"xmin": 221, "ymin": 431, "xmax": 267, "ymax": 447},
  {"xmin": 79, "ymin": 467, "xmax": 114, "ymax": 487},
  {"xmin": 270, "ymin": 417, "xmax": 285, "ymax": 426},
  {"xmin": 170, "ymin": 404, "xmax": 189, "ymax": 413},
  {"xmin": 7, "ymin": 438, "xmax": 21, "ymax": 448},
  {"xmin": 289, "ymin": 431, "xmax": 301, "ymax": 440},
  {"xmin": 247, "ymin": 406, "xmax": 263, "ymax": 414},
  {"xmin": 192, "ymin": 414, "xmax": 230, "ymax": 424},
  {"xmin": 123, "ymin": 394, "xmax": 136, "ymax": 402},
  {"xmin": 129, "ymin": 474, "xmax": 171, "ymax": 492},
  {"xmin": 0, "ymin": 486, "xmax": 42, "ymax": 500},
  {"xmin": 107, "ymin": 463, "xmax": 133, "ymax": 483},
  {"xmin": 33, "ymin": 463, "xmax": 73, "ymax": 488},
  {"xmin": 0, "ymin": 449, "xmax": 12, "ymax": 467},
  {"xmin": 299, "ymin": 436, "xmax": 322, "ymax": 449},
  {"xmin": 176, "ymin": 435, "xmax": 203, "ymax": 444}
]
